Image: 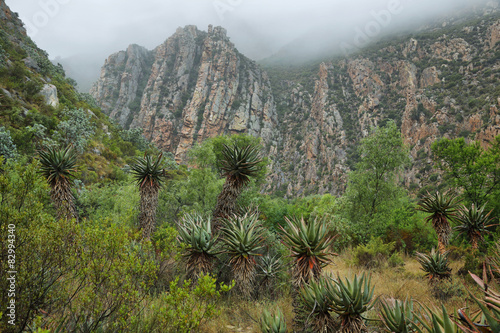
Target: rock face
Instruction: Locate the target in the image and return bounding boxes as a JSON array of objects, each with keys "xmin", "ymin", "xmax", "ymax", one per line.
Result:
[
  {"xmin": 40, "ymin": 84, "xmax": 59, "ymax": 107},
  {"xmin": 92, "ymin": 12, "xmax": 500, "ymax": 196},
  {"xmin": 91, "ymin": 25, "xmax": 279, "ymax": 162}
]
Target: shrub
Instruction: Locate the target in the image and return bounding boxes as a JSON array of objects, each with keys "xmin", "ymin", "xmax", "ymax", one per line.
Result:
[
  {"xmin": 388, "ymin": 252, "xmax": 405, "ymax": 268},
  {"xmin": 138, "ymin": 275, "xmax": 233, "ymax": 333},
  {"xmin": 0, "ymin": 127, "xmax": 17, "ymax": 160},
  {"xmin": 430, "ymin": 278, "xmax": 466, "ymax": 302},
  {"xmin": 353, "ymin": 237, "xmax": 396, "ymax": 269}
]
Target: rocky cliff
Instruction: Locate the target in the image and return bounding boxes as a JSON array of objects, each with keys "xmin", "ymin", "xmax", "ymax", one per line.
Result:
[
  {"xmin": 92, "ymin": 7, "xmax": 500, "ymax": 197},
  {"xmin": 91, "ymin": 25, "xmax": 279, "ymax": 163}
]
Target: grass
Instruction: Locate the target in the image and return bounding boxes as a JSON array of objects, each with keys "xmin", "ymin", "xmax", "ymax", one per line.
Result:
[{"xmin": 199, "ymin": 249, "xmax": 485, "ymax": 332}]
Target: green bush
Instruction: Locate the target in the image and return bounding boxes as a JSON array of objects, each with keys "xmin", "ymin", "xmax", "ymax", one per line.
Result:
[
  {"xmin": 353, "ymin": 237, "xmax": 395, "ymax": 269},
  {"xmin": 0, "ymin": 127, "xmax": 17, "ymax": 159},
  {"xmin": 388, "ymin": 252, "xmax": 405, "ymax": 268},
  {"xmin": 133, "ymin": 275, "xmax": 233, "ymax": 333}
]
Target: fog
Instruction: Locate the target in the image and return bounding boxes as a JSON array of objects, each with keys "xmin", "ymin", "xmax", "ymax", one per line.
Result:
[{"xmin": 7, "ymin": 0, "xmax": 495, "ymax": 91}]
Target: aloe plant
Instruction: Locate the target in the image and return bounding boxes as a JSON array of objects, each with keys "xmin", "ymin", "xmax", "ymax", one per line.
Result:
[
  {"xmin": 130, "ymin": 152, "xmax": 165, "ymax": 239},
  {"xmin": 415, "ymin": 249, "xmax": 451, "ymax": 281},
  {"xmin": 412, "ymin": 304, "xmax": 460, "ymax": 333},
  {"xmin": 212, "ymin": 143, "xmax": 262, "ymax": 231},
  {"xmin": 280, "ymin": 216, "xmax": 336, "ymax": 287},
  {"xmin": 379, "ymin": 298, "xmax": 415, "ymax": 333},
  {"xmin": 38, "ymin": 145, "xmax": 78, "ymax": 221},
  {"xmin": 257, "ymin": 253, "xmax": 283, "ymax": 297},
  {"xmin": 177, "ymin": 214, "xmax": 218, "ymax": 280},
  {"xmin": 417, "ymin": 190, "xmax": 460, "ymax": 254},
  {"xmin": 260, "ymin": 308, "xmax": 287, "ymax": 333},
  {"xmin": 456, "ymin": 271, "xmax": 500, "ymax": 333},
  {"xmin": 328, "ymin": 273, "xmax": 376, "ymax": 333},
  {"xmin": 300, "ymin": 275, "xmax": 337, "ymax": 332},
  {"xmin": 220, "ymin": 213, "xmax": 264, "ymax": 298},
  {"xmin": 454, "ymin": 203, "xmax": 497, "ymax": 250}
]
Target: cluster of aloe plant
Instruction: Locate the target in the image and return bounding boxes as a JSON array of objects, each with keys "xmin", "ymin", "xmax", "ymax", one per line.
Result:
[{"xmin": 295, "ymin": 273, "xmax": 376, "ymax": 333}]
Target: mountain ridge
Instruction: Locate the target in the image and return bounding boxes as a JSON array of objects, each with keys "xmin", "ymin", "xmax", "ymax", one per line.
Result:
[{"xmin": 89, "ymin": 10, "xmax": 500, "ymax": 197}]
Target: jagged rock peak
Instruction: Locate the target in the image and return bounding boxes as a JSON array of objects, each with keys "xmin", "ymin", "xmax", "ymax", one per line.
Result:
[{"xmin": 91, "ymin": 24, "xmax": 280, "ymax": 163}]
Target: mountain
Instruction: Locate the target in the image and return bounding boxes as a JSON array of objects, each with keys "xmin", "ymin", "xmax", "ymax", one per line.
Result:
[{"xmin": 91, "ymin": 6, "xmax": 500, "ymax": 197}]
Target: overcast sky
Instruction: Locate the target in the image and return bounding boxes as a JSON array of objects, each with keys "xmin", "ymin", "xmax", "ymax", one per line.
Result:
[{"xmin": 6, "ymin": 0, "xmax": 493, "ymax": 89}]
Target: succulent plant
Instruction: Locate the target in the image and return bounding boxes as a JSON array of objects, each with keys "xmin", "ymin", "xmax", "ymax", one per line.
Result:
[
  {"xmin": 177, "ymin": 213, "xmax": 218, "ymax": 280},
  {"xmin": 411, "ymin": 304, "xmax": 459, "ymax": 333},
  {"xmin": 379, "ymin": 298, "xmax": 415, "ymax": 333},
  {"xmin": 220, "ymin": 213, "xmax": 264, "ymax": 298},
  {"xmin": 280, "ymin": 216, "xmax": 336, "ymax": 287},
  {"xmin": 260, "ymin": 308, "xmax": 287, "ymax": 333},
  {"xmin": 415, "ymin": 249, "xmax": 451, "ymax": 281},
  {"xmin": 130, "ymin": 152, "xmax": 165, "ymax": 239},
  {"xmin": 300, "ymin": 275, "xmax": 337, "ymax": 332},
  {"xmin": 328, "ymin": 273, "xmax": 376, "ymax": 333},
  {"xmin": 454, "ymin": 203, "xmax": 497, "ymax": 250},
  {"xmin": 257, "ymin": 253, "xmax": 283, "ymax": 297},
  {"xmin": 417, "ymin": 191, "xmax": 460, "ymax": 253},
  {"xmin": 38, "ymin": 145, "xmax": 78, "ymax": 221},
  {"xmin": 212, "ymin": 143, "xmax": 262, "ymax": 230}
]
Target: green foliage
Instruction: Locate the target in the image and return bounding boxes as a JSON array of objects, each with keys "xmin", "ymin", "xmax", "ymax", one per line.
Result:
[
  {"xmin": 159, "ymin": 166, "xmax": 223, "ymax": 223},
  {"xmin": 343, "ymin": 121, "xmax": 410, "ymax": 241},
  {"xmin": 260, "ymin": 308, "xmax": 287, "ymax": 333},
  {"xmin": 55, "ymin": 108, "xmax": 96, "ymax": 153},
  {"xmin": 379, "ymin": 298, "xmax": 415, "ymax": 333},
  {"xmin": 140, "ymin": 275, "xmax": 232, "ymax": 333},
  {"xmin": 0, "ymin": 126, "xmax": 17, "ymax": 159},
  {"xmin": 0, "ymin": 158, "xmax": 160, "ymax": 332},
  {"xmin": 119, "ymin": 127, "xmax": 150, "ymax": 151},
  {"xmin": 77, "ymin": 178, "xmax": 139, "ymax": 226},
  {"xmin": 388, "ymin": 252, "xmax": 405, "ymax": 268},
  {"xmin": 353, "ymin": 237, "xmax": 395, "ymax": 269},
  {"xmin": 430, "ymin": 278, "xmax": 465, "ymax": 302},
  {"xmin": 431, "ymin": 136, "xmax": 500, "ymax": 209},
  {"xmin": 415, "ymin": 249, "xmax": 452, "ymax": 281}
]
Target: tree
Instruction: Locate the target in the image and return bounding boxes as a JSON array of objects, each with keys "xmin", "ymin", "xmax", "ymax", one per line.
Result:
[
  {"xmin": 38, "ymin": 145, "xmax": 78, "ymax": 221},
  {"xmin": 431, "ymin": 136, "xmax": 500, "ymax": 208},
  {"xmin": 343, "ymin": 121, "xmax": 410, "ymax": 240},
  {"xmin": 130, "ymin": 152, "xmax": 165, "ymax": 239}
]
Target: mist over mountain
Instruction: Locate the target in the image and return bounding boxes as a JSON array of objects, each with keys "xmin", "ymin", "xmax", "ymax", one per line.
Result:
[{"xmin": 7, "ymin": 0, "xmax": 497, "ymax": 92}]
